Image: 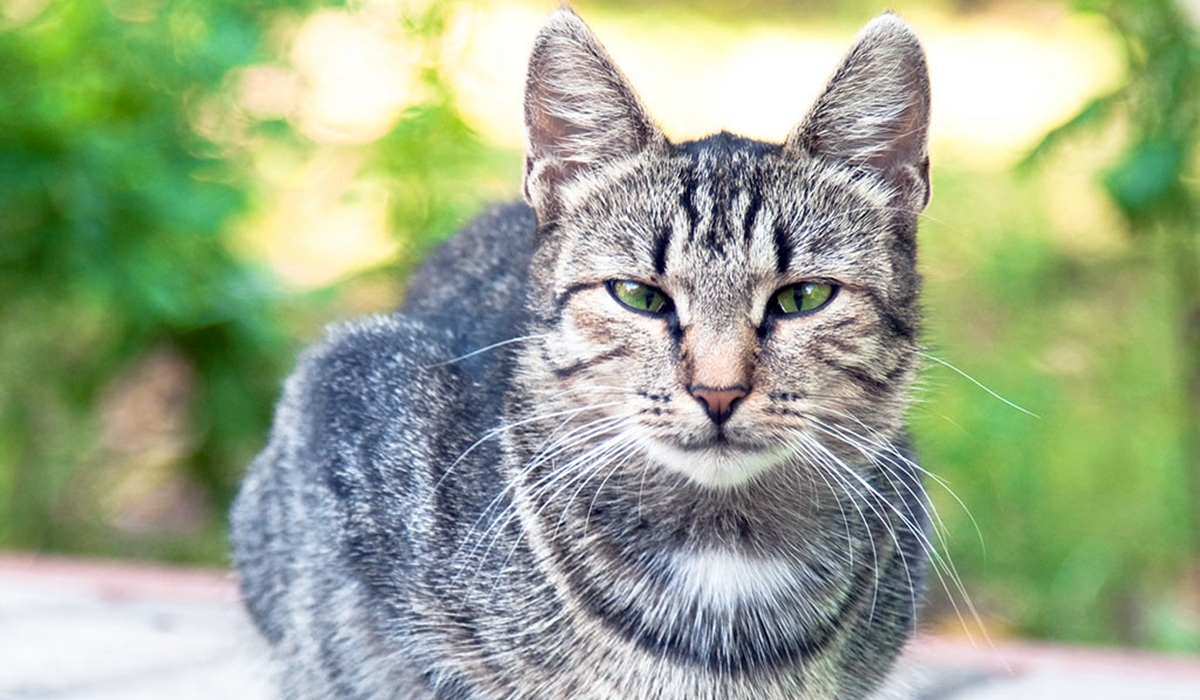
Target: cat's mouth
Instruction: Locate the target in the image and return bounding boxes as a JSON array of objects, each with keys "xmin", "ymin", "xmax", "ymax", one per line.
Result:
[
  {"xmin": 641, "ymin": 433, "xmax": 786, "ymax": 488},
  {"xmin": 676, "ymin": 430, "xmax": 748, "ymax": 451},
  {"xmin": 669, "ymin": 420, "xmax": 770, "ymax": 452}
]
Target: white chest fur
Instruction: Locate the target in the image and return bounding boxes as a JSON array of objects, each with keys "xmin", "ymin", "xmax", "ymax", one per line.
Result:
[{"xmin": 670, "ymin": 549, "xmax": 803, "ymax": 608}]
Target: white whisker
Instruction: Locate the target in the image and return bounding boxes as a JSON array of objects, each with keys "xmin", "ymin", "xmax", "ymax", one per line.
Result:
[
  {"xmin": 449, "ymin": 409, "xmax": 633, "ymax": 584},
  {"xmin": 421, "ymin": 334, "xmax": 549, "ymax": 369},
  {"xmin": 921, "ymin": 351, "xmax": 1039, "ymax": 418},
  {"xmin": 803, "ymin": 415, "xmax": 993, "ymax": 649}
]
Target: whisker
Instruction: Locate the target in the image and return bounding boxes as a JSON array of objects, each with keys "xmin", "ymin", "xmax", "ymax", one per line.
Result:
[
  {"xmin": 827, "ymin": 410, "xmax": 986, "ymax": 553},
  {"xmin": 454, "ymin": 413, "xmax": 631, "ymax": 567},
  {"xmin": 582, "ymin": 441, "xmax": 640, "ymax": 533},
  {"xmin": 421, "ymin": 333, "xmax": 549, "ymax": 369},
  {"xmin": 805, "ymin": 418, "xmax": 993, "ymax": 649},
  {"xmin": 806, "ymin": 427, "xmax": 944, "ymax": 625},
  {"xmin": 498, "ymin": 434, "xmax": 640, "ymax": 584},
  {"xmin": 785, "ymin": 437, "xmax": 861, "ymax": 569},
  {"xmin": 920, "ymin": 351, "xmax": 1039, "ymax": 418},
  {"xmin": 428, "ymin": 399, "xmax": 628, "ymax": 508},
  {"xmin": 790, "ymin": 435, "xmax": 891, "ymax": 622}
]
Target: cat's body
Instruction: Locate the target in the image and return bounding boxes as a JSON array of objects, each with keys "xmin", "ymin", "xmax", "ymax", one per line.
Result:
[{"xmin": 233, "ymin": 9, "xmax": 934, "ymax": 699}]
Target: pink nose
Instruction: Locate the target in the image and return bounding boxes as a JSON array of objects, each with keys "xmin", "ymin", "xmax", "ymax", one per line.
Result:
[{"xmin": 690, "ymin": 385, "xmax": 749, "ymax": 424}]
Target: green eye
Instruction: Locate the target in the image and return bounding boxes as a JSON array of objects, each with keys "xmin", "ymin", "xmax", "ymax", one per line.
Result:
[
  {"xmin": 608, "ymin": 280, "xmax": 673, "ymax": 314},
  {"xmin": 773, "ymin": 282, "xmax": 836, "ymax": 315}
]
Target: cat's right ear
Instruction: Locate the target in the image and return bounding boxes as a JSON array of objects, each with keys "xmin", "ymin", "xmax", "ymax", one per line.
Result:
[
  {"xmin": 785, "ymin": 14, "xmax": 932, "ymax": 212},
  {"xmin": 522, "ymin": 8, "xmax": 667, "ymax": 221}
]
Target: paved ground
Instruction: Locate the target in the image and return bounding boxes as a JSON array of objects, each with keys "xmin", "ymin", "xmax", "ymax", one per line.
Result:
[{"xmin": 2, "ymin": 554, "xmax": 1199, "ymax": 699}]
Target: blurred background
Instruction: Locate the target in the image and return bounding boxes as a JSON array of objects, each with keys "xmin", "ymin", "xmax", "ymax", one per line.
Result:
[{"xmin": 1, "ymin": 0, "xmax": 1197, "ymax": 655}]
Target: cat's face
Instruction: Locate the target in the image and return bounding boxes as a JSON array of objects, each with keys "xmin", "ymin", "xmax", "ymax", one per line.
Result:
[
  {"xmin": 517, "ymin": 11, "xmax": 928, "ymax": 489},
  {"xmin": 528, "ymin": 140, "xmax": 919, "ymax": 487}
]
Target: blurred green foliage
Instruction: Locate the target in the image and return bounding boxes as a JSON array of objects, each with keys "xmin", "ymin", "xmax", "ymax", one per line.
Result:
[
  {"xmin": 369, "ymin": 2, "xmax": 518, "ymax": 275},
  {"xmin": 916, "ymin": 0, "xmax": 1200, "ymax": 651},
  {"xmin": 0, "ymin": 0, "xmax": 507, "ymax": 561},
  {"xmin": 1007, "ymin": 0, "xmax": 1200, "ymax": 649},
  {"xmin": 0, "ymin": 0, "xmax": 315, "ymax": 558},
  {"xmin": 916, "ymin": 165, "xmax": 1197, "ymax": 651}
]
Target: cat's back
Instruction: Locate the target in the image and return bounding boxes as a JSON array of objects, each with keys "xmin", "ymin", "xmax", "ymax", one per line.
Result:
[
  {"xmin": 230, "ymin": 313, "xmax": 515, "ymax": 666},
  {"xmin": 402, "ymin": 202, "xmax": 535, "ymax": 350},
  {"xmin": 233, "ymin": 201, "xmax": 534, "ymax": 645}
]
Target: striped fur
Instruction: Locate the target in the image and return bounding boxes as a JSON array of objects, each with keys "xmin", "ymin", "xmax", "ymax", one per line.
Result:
[{"xmin": 232, "ymin": 8, "xmax": 933, "ymax": 699}]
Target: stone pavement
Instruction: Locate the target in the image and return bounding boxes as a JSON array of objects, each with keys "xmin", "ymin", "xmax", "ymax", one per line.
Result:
[{"xmin": 2, "ymin": 553, "xmax": 1198, "ymax": 699}]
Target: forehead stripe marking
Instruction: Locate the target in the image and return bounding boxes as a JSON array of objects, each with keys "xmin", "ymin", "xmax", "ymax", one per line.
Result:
[
  {"xmin": 741, "ymin": 186, "xmax": 763, "ymax": 246},
  {"xmin": 652, "ymin": 224, "xmax": 671, "ymax": 275},
  {"xmin": 772, "ymin": 222, "xmax": 793, "ymax": 275},
  {"xmin": 680, "ymin": 166, "xmax": 700, "ymax": 243}
]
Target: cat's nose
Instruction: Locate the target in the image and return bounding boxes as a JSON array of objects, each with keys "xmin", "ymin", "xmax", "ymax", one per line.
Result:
[{"xmin": 689, "ymin": 385, "xmax": 749, "ymax": 424}]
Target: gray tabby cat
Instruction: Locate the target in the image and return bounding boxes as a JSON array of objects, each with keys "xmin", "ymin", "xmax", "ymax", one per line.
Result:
[{"xmin": 232, "ymin": 8, "xmax": 933, "ymax": 699}]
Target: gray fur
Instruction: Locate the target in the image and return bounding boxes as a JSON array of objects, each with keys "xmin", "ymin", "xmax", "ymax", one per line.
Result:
[{"xmin": 232, "ymin": 8, "xmax": 933, "ymax": 699}]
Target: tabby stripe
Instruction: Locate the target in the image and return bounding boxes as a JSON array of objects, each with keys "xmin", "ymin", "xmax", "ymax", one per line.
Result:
[
  {"xmin": 772, "ymin": 222, "xmax": 793, "ymax": 275},
  {"xmin": 562, "ymin": 556, "xmax": 880, "ymax": 677},
  {"xmin": 883, "ymin": 310, "xmax": 916, "ymax": 342},
  {"xmin": 580, "ymin": 586, "xmax": 825, "ymax": 675},
  {"xmin": 741, "ymin": 186, "xmax": 762, "ymax": 245},
  {"xmin": 680, "ymin": 166, "xmax": 700, "ymax": 242},
  {"xmin": 550, "ymin": 347, "xmax": 631, "ymax": 379},
  {"xmin": 553, "ymin": 282, "xmax": 598, "ymax": 316},
  {"xmin": 667, "ymin": 315, "xmax": 684, "ymax": 351},
  {"xmin": 705, "ymin": 180, "xmax": 724, "ymax": 253},
  {"xmin": 533, "ymin": 500, "xmax": 886, "ymax": 677},
  {"xmin": 821, "ymin": 337, "xmax": 860, "ymax": 356},
  {"xmin": 820, "ymin": 336, "xmax": 912, "ymax": 386},
  {"xmin": 652, "ymin": 224, "xmax": 671, "ymax": 275},
  {"xmin": 860, "ymin": 289, "xmax": 915, "ymax": 341},
  {"xmin": 818, "ymin": 356, "xmax": 889, "ymax": 394},
  {"xmin": 887, "ymin": 351, "xmax": 914, "ymax": 378}
]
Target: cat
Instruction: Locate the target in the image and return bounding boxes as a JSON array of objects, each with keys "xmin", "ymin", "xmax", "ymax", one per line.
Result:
[{"xmin": 231, "ymin": 7, "xmax": 933, "ymax": 699}]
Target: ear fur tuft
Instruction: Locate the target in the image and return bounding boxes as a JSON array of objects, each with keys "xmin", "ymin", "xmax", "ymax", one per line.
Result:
[
  {"xmin": 786, "ymin": 13, "xmax": 932, "ymax": 211},
  {"xmin": 522, "ymin": 8, "xmax": 667, "ymax": 220}
]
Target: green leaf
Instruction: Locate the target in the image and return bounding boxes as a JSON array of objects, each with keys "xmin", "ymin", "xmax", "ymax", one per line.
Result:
[
  {"xmin": 1102, "ymin": 138, "xmax": 1185, "ymax": 220},
  {"xmin": 1018, "ymin": 92, "xmax": 1121, "ymax": 172}
]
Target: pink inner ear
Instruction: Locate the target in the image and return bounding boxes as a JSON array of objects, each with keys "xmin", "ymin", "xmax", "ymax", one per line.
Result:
[
  {"xmin": 782, "ymin": 14, "xmax": 930, "ymax": 209},
  {"xmin": 521, "ymin": 10, "xmax": 666, "ymax": 217}
]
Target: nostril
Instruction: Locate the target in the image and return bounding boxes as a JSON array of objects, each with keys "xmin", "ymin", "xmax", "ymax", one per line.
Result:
[{"xmin": 690, "ymin": 385, "xmax": 749, "ymax": 424}]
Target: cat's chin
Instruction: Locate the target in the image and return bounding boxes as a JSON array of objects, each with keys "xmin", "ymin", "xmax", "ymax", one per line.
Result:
[{"xmin": 640, "ymin": 438, "xmax": 788, "ymax": 488}]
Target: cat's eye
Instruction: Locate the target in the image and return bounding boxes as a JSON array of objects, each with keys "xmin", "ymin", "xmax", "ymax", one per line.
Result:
[
  {"xmin": 608, "ymin": 280, "xmax": 673, "ymax": 315},
  {"xmin": 771, "ymin": 282, "xmax": 836, "ymax": 315}
]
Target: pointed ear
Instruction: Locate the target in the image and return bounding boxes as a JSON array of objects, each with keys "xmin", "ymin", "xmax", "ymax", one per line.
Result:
[
  {"xmin": 522, "ymin": 8, "xmax": 667, "ymax": 220},
  {"xmin": 785, "ymin": 14, "xmax": 931, "ymax": 211}
]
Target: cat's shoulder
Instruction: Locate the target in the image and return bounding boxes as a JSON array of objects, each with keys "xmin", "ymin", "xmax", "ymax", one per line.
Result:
[
  {"xmin": 402, "ymin": 202, "xmax": 535, "ymax": 331},
  {"xmin": 280, "ymin": 315, "xmax": 456, "ymax": 431},
  {"xmin": 285, "ymin": 310, "xmax": 513, "ymax": 441},
  {"xmin": 304, "ymin": 313, "xmax": 445, "ymax": 381}
]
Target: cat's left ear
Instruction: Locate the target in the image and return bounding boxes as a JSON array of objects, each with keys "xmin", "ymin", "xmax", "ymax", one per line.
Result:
[
  {"xmin": 522, "ymin": 8, "xmax": 668, "ymax": 221},
  {"xmin": 785, "ymin": 14, "xmax": 931, "ymax": 211}
]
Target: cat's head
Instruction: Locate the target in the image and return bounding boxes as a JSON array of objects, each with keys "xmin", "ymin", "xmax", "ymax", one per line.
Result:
[{"xmin": 516, "ymin": 8, "xmax": 930, "ymax": 488}]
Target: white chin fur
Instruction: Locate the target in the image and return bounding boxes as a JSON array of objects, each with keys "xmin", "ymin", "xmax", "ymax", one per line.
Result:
[
  {"xmin": 640, "ymin": 439, "xmax": 788, "ymax": 488},
  {"xmin": 670, "ymin": 549, "xmax": 798, "ymax": 607}
]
